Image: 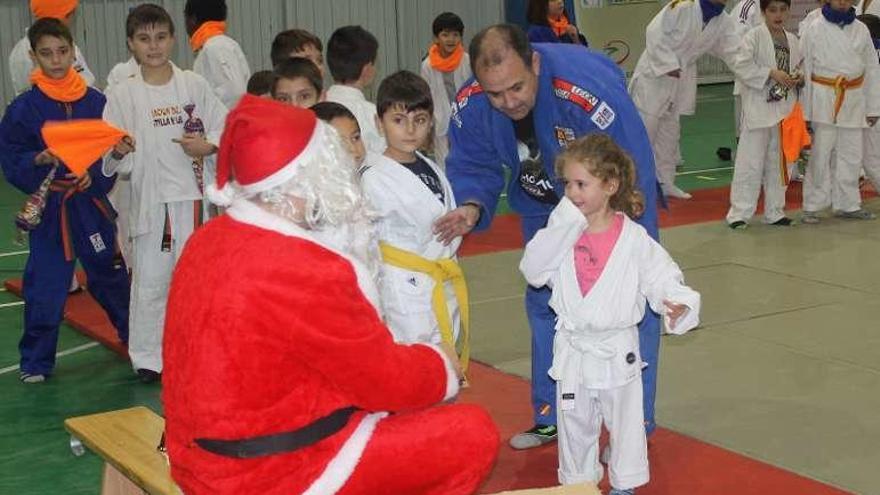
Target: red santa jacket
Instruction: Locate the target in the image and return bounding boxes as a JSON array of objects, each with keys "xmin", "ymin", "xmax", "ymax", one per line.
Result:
[{"xmin": 162, "ymin": 200, "xmax": 458, "ymax": 494}]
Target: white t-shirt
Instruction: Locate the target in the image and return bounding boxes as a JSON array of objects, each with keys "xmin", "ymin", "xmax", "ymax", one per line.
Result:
[{"xmin": 144, "ymin": 80, "xmax": 203, "ymax": 202}]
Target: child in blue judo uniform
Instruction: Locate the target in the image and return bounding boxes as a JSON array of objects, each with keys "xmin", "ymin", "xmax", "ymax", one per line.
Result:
[
  {"xmin": 0, "ymin": 18, "xmax": 130, "ymax": 383},
  {"xmin": 438, "ymin": 25, "xmax": 662, "ymax": 448}
]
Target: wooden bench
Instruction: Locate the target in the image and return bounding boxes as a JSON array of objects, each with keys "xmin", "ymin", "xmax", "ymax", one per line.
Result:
[
  {"xmin": 64, "ymin": 406, "xmax": 181, "ymax": 495},
  {"xmin": 65, "ymin": 406, "xmax": 599, "ymax": 495}
]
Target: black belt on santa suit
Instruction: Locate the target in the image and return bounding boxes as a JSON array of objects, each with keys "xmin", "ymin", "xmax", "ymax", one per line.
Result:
[{"xmin": 194, "ymin": 406, "xmax": 360, "ymax": 459}]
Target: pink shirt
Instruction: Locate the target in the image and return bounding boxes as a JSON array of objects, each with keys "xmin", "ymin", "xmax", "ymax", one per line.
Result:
[{"xmin": 574, "ymin": 213, "xmax": 624, "ymax": 296}]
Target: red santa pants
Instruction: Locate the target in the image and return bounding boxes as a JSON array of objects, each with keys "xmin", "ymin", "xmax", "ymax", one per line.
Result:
[{"xmin": 337, "ymin": 403, "xmax": 499, "ymax": 495}]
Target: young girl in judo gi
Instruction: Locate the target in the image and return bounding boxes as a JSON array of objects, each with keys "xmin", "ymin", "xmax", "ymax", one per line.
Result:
[
  {"xmin": 361, "ymin": 70, "xmax": 469, "ymax": 372},
  {"xmin": 519, "ymin": 134, "xmax": 701, "ymax": 495},
  {"xmin": 727, "ymin": 0, "xmax": 802, "ymax": 228},
  {"xmin": 799, "ymin": 0, "xmax": 880, "ymax": 223}
]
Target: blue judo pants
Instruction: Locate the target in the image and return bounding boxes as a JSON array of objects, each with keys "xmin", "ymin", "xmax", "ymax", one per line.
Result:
[
  {"xmin": 20, "ymin": 194, "xmax": 130, "ymax": 376},
  {"xmin": 520, "ymin": 214, "xmax": 660, "ymax": 435}
]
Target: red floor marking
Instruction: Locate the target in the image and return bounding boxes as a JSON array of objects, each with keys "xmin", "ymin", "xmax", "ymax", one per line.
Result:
[
  {"xmin": 462, "ymin": 362, "xmax": 852, "ymax": 494},
  {"xmin": 459, "ymin": 183, "xmax": 877, "ymax": 257}
]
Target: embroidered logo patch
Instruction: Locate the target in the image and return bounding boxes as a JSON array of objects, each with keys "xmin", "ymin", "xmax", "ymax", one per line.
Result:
[
  {"xmin": 554, "ymin": 126, "xmax": 576, "ymax": 148},
  {"xmin": 451, "ymin": 81, "xmax": 484, "ymax": 128},
  {"xmin": 591, "ymin": 102, "xmax": 616, "ymax": 130},
  {"xmin": 561, "ymin": 393, "xmax": 575, "ymax": 400},
  {"xmin": 89, "ymin": 233, "xmax": 106, "ymax": 253},
  {"xmin": 553, "ymin": 78, "xmax": 599, "ymax": 113}
]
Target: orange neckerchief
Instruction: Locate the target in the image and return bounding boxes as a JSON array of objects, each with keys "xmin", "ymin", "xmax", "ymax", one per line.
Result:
[
  {"xmin": 29, "ymin": 68, "xmax": 87, "ymax": 103},
  {"xmin": 547, "ymin": 14, "xmax": 571, "ymax": 37},
  {"xmin": 189, "ymin": 21, "xmax": 226, "ymax": 52},
  {"xmin": 429, "ymin": 43, "xmax": 464, "ymax": 73},
  {"xmin": 41, "ymin": 120, "xmax": 129, "ymax": 177}
]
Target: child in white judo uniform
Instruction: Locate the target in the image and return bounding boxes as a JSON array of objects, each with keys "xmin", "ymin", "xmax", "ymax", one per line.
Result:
[
  {"xmin": 520, "ymin": 134, "xmax": 701, "ymax": 495},
  {"xmin": 799, "ymin": 0, "xmax": 880, "ymax": 223},
  {"xmin": 102, "ymin": 4, "xmax": 227, "ymax": 382},
  {"xmin": 629, "ymin": 0, "xmax": 740, "ymax": 200},
  {"xmin": 361, "ymin": 71, "xmax": 468, "ymax": 370},
  {"xmin": 727, "ymin": 0, "xmax": 803, "ymax": 228},
  {"xmin": 857, "ymin": 14, "xmax": 880, "ymax": 190}
]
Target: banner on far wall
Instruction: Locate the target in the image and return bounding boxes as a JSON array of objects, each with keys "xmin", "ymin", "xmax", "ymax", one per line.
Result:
[{"xmin": 573, "ymin": 0, "xmax": 662, "ymax": 79}]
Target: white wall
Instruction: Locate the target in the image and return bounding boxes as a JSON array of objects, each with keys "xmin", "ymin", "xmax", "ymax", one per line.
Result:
[{"xmin": 0, "ymin": 0, "xmax": 504, "ymax": 113}]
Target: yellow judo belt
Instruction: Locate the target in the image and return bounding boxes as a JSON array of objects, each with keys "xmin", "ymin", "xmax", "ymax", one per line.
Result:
[
  {"xmin": 810, "ymin": 74, "xmax": 864, "ymax": 124},
  {"xmin": 379, "ymin": 242, "xmax": 470, "ymax": 374}
]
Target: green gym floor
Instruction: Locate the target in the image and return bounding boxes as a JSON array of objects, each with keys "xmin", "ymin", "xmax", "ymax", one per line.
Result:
[{"xmin": 1, "ymin": 83, "xmax": 877, "ymax": 494}]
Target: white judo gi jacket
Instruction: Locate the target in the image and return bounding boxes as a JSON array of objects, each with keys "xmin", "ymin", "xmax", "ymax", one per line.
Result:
[
  {"xmin": 8, "ymin": 34, "xmax": 95, "ymax": 95},
  {"xmin": 800, "ymin": 16, "xmax": 880, "ymax": 128},
  {"xmin": 193, "ymin": 34, "xmax": 251, "ymax": 109},
  {"xmin": 629, "ymin": 0, "xmax": 739, "ymax": 117},
  {"xmin": 520, "ymin": 198, "xmax": 700, "ymax": 396},
  {"xmin": 361, "ymin": 152, "xmax": 462, "ymax": 345},
  {"xmin": 101, "ymin": 64, "xmax": 227, "ymax": 237},
  {"xmin": 735, "ymin": 25, "xmax": 802, "ymax": 130}
]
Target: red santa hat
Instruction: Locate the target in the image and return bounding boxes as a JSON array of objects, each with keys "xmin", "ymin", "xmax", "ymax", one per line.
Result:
[{"xmin": 207, "ymin": 94, "xmax": 324, "ymax": 207}]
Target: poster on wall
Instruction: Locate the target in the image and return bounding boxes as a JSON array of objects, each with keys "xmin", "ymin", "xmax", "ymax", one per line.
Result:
[{"xmin": 573, "ymin": 0, "xmax": 662, "ymax": 78}]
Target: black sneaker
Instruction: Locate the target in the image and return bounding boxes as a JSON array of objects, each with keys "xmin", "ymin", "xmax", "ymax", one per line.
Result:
[
  {"xmin": 728, "ymin": 220, "xmax": 748, "ymax": 230},
  {"xmin": 771, "ymin": 217, "xmax": 794, "ymax": 226},
  {"xmin": 509, "ymin": 424, "xmax": 557, "ymax": 450},
  {"xmin": 137, "ymin": 369, "xmax": 161, "ymax": 384}
]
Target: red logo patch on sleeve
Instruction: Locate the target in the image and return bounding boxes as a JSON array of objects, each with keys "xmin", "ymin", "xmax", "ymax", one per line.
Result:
[{"xmin": 553, "ymin": 78, "xmax": 600, "ymax": 113}]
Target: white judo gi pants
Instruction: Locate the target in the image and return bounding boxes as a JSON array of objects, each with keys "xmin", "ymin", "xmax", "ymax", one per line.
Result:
[
  {"xmin": 557, "ymin": 378, "xmax": 649, "ymax": 490},
  {"xmin": 108, "ymin": 176, "xmax": 133, "ymax": 266},
  {"xmin": 803, "ymin": 123, "xmax": 863, "ymax": 214},
  {"xmin": 862, "ymin": 125, "xmax": 880, "ymax": 188},
  {"xmin": 639, "ymin": 103, "xmax": 682, "ymax": 187},
  {"xmin": 128, "ymin": 201, "xmax": 197, "ymax": 372},
  {"xmin": 726, "ymin": 124, "xmax": 788, "ymax": 224}
]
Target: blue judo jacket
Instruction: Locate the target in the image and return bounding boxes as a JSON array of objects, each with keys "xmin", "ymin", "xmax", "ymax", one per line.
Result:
[
  {"xmin": 0, "ymin": 87, "xmax": 118, "ymax": 253},
  {"xmin": 446, "ymin": 43, "xmax": 659, "ymax": 239}
]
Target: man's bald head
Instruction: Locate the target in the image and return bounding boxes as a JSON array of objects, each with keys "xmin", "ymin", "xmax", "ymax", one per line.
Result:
[{"xmin": 469, "ymin": 24, "xmax": 533, "ymax": 79}]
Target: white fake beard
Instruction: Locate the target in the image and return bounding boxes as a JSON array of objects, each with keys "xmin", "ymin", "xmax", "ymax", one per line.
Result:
[{"xmin": 253, "ymin": 125, "xmax": 384, "ymax": 306}]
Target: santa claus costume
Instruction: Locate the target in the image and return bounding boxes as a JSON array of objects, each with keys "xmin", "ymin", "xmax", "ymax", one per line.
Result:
[{"xmin": 161, "ymin": 95, "xmax": 500, "ymax": 495}]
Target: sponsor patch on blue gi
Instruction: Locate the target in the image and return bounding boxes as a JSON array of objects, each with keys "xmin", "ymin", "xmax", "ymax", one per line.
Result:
[
  {"xmin": 554, "ymin": 126, "xmax": 576, "ymax": 148},
  {"xmin": 591, "ymin": 102, "xmax": 615, "ymax": 130},
  {"xmin": 89, "ymin": 233, "xmax": 106, "ymax": 253}
]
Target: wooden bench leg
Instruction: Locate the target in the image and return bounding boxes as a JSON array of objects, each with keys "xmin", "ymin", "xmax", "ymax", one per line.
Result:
[{"xmin": 101, "ymin": 463, "xmax": 147, "ymax": 495}]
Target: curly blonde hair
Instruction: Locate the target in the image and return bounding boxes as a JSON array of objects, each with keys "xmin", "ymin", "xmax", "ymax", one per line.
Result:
[{"xmin": 554, "ymin": 133, "xmax": 645, "ymax": 218}]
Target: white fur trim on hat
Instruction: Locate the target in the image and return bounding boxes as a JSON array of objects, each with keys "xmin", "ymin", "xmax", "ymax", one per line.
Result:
[{"xmin": 206, "ymin": 182, "xmax": 238, "ymax": 207}]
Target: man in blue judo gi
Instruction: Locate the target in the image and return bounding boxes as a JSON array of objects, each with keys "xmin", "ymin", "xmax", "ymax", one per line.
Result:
[
  {"xmin": 0, "ymin": 18, "xmax": 130, "ymax": 383},
  {"xmin": 434, "ymin": 24, "xmax": 662, "ymax": 449}
]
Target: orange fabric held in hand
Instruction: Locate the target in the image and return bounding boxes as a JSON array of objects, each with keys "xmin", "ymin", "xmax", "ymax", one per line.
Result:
[
  {"xmin": 190, "ymin": 21, "xmax": 227, "ymax": 52},
  {"xmin": 30, "ymin": 0, "xmax": 78, "ymax": 19},
  {"xmin": 428, "ymin": 43, "xmax": 464, "ymax": 73},
  {"xmin": 30, "ymin": 68, "xmax": 87, "ymax": 103},
  {"xmin": 41, "ymin": 120, "xmax": 129, "ymax": 177},
  {"xmin": 781, "ymin": 102, "xmax": 811, "ymax": 164}
]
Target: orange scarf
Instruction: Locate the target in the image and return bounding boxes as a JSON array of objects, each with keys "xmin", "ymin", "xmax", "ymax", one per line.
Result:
[
  {"xmin": 30, "ymin": 0, "xmax": 78, "ymax": 19},
  {"xmin": 429, "ymin": 43, "xmax": 464, "ymax": 73},
  {"xmin": 548, "ymin": 14, "xmax": 571, "ymax": 37},
  {"xmin": 41, "ymin": 120, "xmax": 129, "ymax": 177},
  {"xmin": 189, "ymin": 21, "xmax": 226, "ymax": 52},
  {"xmin": 781, "ymin": 102, "xmax": 811, "ymax": 165},
  {"xmin": 29, "ymin": 68, "xmax": 87, "ymax": 103}
]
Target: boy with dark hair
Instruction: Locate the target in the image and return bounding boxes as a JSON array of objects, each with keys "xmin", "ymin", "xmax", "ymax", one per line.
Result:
[
  {"xmin": 0, "ymin": 18, "xmax": 130, "ymax": 384},
  {"xmin": 8, "ymin": 0, "xmax": 95, "ymax": 95},
  {"xmin": 184, "ymin": 0, "xmax": 251, "ymax": 108},
  {"xmin": 326, "ymin": 25, "xmax": 384, "ymax": 154},
  {"xmin": 421, "ymin": 12, "xmax": 472, "ymax": 169},
  {"xmin": 270, "ymin": 28, "xmax": 324, "ymax": 76},
  {"xmin": 312, "ymin": 101, "xmax": 367, "ymax": 170},
  {"xmin": 271, "ymin": 57, "xmax": 323, "ymax": 108},
  {"xmin": 726, "ymin": 0, "xmax": 802, "ymax": 228},
  {"xmin": 103, "ymin": 3, "xmax": 227, "ymax": 383},
  {"xmin": 246, "ymin": 69, "xmax": 274, "ymax": 97},
  {"xmin": 361, "ymin": 71, "xmax": 468, "ymax": 373}
]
